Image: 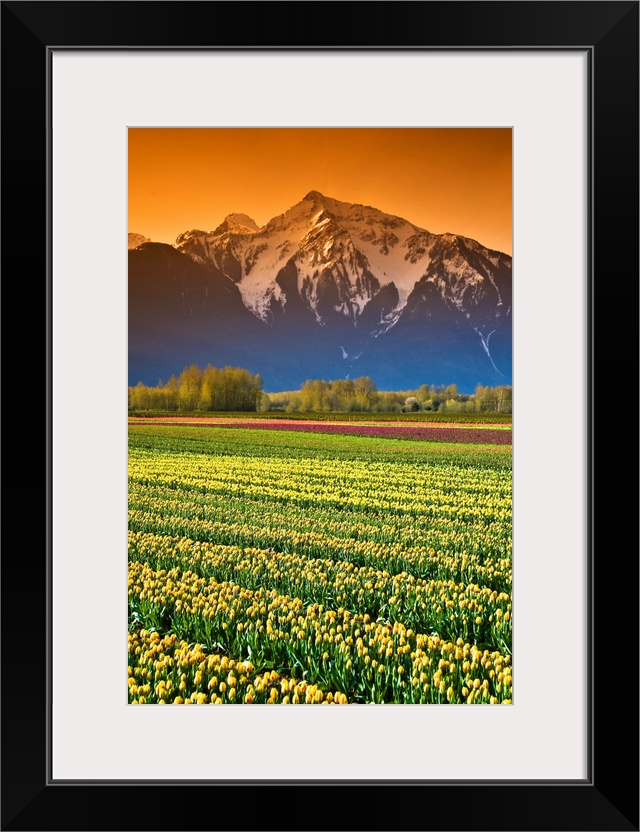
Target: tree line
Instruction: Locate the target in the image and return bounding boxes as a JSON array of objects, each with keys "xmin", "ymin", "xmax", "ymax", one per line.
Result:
[
  {"xmin": 129, "ymin": 365, "xmax": 512, "ymax": 414},
  {"xmin": 267, "ymin": 379, "xmax": 512, "ymax": 413},
  {"xmin": 129, "ymin": 365, "xmax": 264, "ymax": 412}
]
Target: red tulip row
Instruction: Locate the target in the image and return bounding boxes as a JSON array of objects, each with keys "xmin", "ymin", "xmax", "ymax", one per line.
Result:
[{"xmin": 138, "ymin": 420, "xmax": 512, "ymax": 445}]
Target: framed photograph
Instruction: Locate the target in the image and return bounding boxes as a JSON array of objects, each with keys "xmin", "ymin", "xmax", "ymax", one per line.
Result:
[{"xmin": 3, "ymin": 2, "xmax": 637, "ymax": 830}]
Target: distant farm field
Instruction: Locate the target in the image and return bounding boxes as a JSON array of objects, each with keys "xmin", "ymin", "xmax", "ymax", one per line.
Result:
[{"xmin": 128, "ymin": 418, "xmax": 512, "ymax": 705}]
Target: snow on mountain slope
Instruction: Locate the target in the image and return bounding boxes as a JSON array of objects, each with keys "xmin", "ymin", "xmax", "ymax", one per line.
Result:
[
  {"xmin": 174, "ymin": 190, "xmax": 511, "ymax": 343},
  {"xmin": 130, "ymin": 192, "xmax": 512, "ymax": 389},
  {"xmin": 212, "ymin": 213, "xmax": 261, "ymax": 235}
]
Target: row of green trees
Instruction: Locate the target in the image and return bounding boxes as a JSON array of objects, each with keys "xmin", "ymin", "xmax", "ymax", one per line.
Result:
[
  {"xmin": 129, "ymin": 365, "xmax": 263, "ymax": 412},
  {"xmin": 268, "ymin": 380, "xmax": 512, "ymax": 413},
  {"xmin": 129, "ymin": 365, "xmax": 512, "ymax": 413}
]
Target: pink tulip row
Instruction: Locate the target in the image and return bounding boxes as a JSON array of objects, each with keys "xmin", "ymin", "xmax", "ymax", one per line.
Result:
[{"xmin": 211, "ymin": 420, "xmax": 512, "ymax": 445}]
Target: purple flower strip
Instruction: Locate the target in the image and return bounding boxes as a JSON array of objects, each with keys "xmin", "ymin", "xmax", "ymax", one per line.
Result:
[{"xmin": 214, "ymin": 421, "xmax": 512, "ymax": 445}]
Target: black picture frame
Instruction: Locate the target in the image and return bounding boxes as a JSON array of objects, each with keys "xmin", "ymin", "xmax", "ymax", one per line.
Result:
[{"xmin": 2, "ymin": 2, "xmax": 638, "ymax": 830}]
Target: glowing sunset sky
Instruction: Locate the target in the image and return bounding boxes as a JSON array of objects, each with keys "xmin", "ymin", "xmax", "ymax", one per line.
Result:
[{"xmin": 129, "ymin": 128, "xmax": 512, "ymax": 256}]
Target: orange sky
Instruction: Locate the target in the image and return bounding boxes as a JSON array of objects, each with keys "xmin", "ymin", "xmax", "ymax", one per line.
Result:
[{"xmin": 128, "ymin": 128, "xmax": 512, "ymax": 255}]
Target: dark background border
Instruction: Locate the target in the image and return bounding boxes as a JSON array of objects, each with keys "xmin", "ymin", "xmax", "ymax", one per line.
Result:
[{"xmin": 2, "ymin": 2, "xmax": 638, "ymax": 830}]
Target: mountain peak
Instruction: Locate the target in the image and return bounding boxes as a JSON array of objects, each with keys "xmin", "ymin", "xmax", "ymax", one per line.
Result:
[
  {"xmin": 302, "ymin": 189, "xmax": 326, "ymax": 203},
  {"xmin": 213, "ymin": 213, "xmax": 260, "ymax": 235},
  {"xmin": 128, "ymin": 232, "xmax": 150, "ymax": 250}
]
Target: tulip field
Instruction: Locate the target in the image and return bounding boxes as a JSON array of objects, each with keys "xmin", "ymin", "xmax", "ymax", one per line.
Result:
[{"xmin": 128, "ymin": 418, "xmax": 512, "ymax": 704}]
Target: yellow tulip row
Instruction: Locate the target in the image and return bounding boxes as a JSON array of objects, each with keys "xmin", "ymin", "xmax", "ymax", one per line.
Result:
[
  {"xmin": 129, "ymin": 561, "xmax": 512, "ymax": 703},
  {"xmin": 129, "ymin": 479, "xmax": 511, "ymax": 560},
  {"xmin": 129, "ymin": 508, "xmax": 512, "ymax": 593},
  {"xmin": 129, "ymin": 531, "xmax": 511, "ymax": 648},
  {"xmin": 129, "ymin": 505, "xmax": 511, "ymax": 587},
  {"xmin": 128, "ymin": 629, "xmax": 349, "ymax": 704},
  {"xmin": 129, "ymin": 450, "xmax": 511, "ymax": 523},
  {"xmin": 130, "ymin": 447, "xmax": 509, "ymax": 497}
]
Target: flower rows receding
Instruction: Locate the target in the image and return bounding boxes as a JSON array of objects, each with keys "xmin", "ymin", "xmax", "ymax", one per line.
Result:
[
  {"xmin": 129, "ymin": 480, "xmax": 511, "ymax": 561},
  {"xmin": 145, "ymin": 419, "xmax": 513, "ymax": 446},
  {"xmin": 128, "ymin": 630, "xmax": 349, "ymax": 704},
  {"xmin": 129, "ymin": 424, "xmax": 512, "ymax": 469},
  {"xmin": 129, "ymin": 506, "xmax": 511, "ymax": 592},
  {"xmin": 129, "ymin": 561, "xmax": 512, "ymax": 704},
  {"xmin": 129, "ymin": 447, "xmax": 512, "ymax": 496},
  {"xmin": 129, "ymin": 450, "xmax": 512, "ymax": 525},
  {"xmin": 129, "ymin": 531, "xmax": 512, "ymax": 650}
]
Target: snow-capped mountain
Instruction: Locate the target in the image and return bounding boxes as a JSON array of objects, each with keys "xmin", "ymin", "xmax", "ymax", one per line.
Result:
[{"xmin": 128, "ymin": 191, "xmax": 511, "ymax": 390}]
